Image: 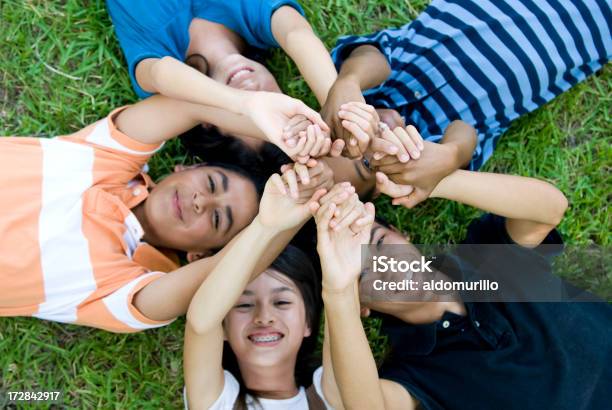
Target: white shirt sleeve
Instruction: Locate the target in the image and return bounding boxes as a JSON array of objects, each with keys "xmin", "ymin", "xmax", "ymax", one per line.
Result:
[
  {"xmin": 312, "ymin": 366, "xmax": 336, "ymax": 410},
  {"xmin": 184, "ymin": 370, "xmax": 240, "ymax": 410}
]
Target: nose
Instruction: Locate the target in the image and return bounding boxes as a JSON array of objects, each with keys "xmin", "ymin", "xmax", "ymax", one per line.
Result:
[
  {"xmin": 254, "ymin": 304, "xmax": 275, "ymax": 326},
  {"xmin": 192, "ymin": 191, "xmax": 213, "ymax": 214}
]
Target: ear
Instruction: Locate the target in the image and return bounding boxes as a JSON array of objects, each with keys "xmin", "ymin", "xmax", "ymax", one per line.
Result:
[
  {"xmin": 187, "ymin": 250, "xmax": 213, "ymax": 263},
  {"xmin": 303, "ymin": 323, "xmax": 312, "ymax": 338},
  {"xmin": 360, "ymin": 307, "xmax": 371, "ymax": 318}
]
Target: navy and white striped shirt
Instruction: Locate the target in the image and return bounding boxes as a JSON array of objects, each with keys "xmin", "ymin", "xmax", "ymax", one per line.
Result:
[{"xmin": 331, "ymin": 0, "xmax": 611, "ymax": 169}]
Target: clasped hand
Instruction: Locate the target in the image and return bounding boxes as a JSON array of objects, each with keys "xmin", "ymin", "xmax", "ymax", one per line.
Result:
[{"xmin": 312, "ymin": 183, "xmax": 375, "ymax": 292}]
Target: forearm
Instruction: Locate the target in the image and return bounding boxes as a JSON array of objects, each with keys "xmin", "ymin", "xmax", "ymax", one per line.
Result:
[
  {"xmin": 137, "ymin": 56, "xmax": 248, "ymax": 114},
  {"xmin": 440, "ymin": 120, "xmax": 477, "ymax": 169},
  {"xmin": 337, "ymin": 45, "xmax": 391, "ymax": 91},
  {"xmin": 323, "ymin": 284, "xmax": 385, "ymax": 410},
  {"xmin": 115, "ymin": 95, "xmax": 265, "ymax": 145},
  {"xmin": 186, "ymin": 216, "xmax": 281, "ymax": 333},
  {"xmin": 431, "ymin": 170, "xmax": 568, "ymax": 226},
  {"xmin": 272, "ymin": 7, "xmax": 337, "ymax": 104},
  {"xmin": 134, "ymin": 216, "xmax": 280, "ymax": 326},
  {"xmin": 321, "ymin": 317, "xmax": 344, "ymax": 409}
]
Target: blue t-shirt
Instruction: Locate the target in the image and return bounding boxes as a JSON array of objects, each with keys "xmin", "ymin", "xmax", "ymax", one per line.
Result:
[{"xmin": 106, "ymin": 0, "xmax": 305, "ymax": 98}]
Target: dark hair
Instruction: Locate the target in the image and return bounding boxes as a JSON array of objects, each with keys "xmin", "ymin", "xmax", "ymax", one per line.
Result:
[
  {"xmin": 180, "ymin": 124, "xmax": 290, "ymax": 182},
  {"xmin": 222, "ymin": 245, "xmax": 322, "ymax": 409}
]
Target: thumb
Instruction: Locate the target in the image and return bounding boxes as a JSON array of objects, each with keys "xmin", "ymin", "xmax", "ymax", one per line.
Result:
[
  {"xmin": 294, "ymin": 101, "xmax": 330, "ymax": 132},
  {"xmin": 392, "ymin": 193, "xmax": 423, "ymax": 209},
  {"xmin": 375, "ymin": 172, "xmax": 414, "ymax": 198},
  {"xmin": 330, "ymin": 139, "xmax": 345, "ymax": 157}
]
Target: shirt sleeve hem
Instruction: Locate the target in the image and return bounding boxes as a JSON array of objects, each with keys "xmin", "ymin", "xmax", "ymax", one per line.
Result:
[
  {"xmin": 107, "ymin": 107, "xmax": 165, "ymax": 154},
  {"xmin": 128, "ymin": 52, "xmax": 163, "ymax": 99},
  {"xmin": 127, "ymin": 272, "xmax": 175, "ymax": 326}
]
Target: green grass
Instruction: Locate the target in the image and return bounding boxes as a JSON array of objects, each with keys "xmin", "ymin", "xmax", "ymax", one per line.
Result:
[{"xmin": 0, "ymin": 0, "xmax": 610, "ymax": 408}]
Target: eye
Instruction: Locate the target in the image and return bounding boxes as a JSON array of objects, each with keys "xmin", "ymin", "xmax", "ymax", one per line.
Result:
[
  {"xmin": 274, "ymin": 300, "xmax": 292, "ymax": 308},
  {"xmin": 213, "ymin": 209, "xmax": 220, "ymax": 230},
  {"xmin": 208, "ymin": 175, "xmax": 216, "ymax": 193},
  {"xmin": 234, "ymin": 303, "xmax": 253, "ymax": 309},
  {"xmin": 376, "ymin": 235, "xmax": 385, "ymax": 248}
]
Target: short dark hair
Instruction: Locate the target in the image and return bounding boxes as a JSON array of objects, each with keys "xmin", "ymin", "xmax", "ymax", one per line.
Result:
[{"xmin": 222, "ymin": 245, "xmax": 322, "ymax": 408}]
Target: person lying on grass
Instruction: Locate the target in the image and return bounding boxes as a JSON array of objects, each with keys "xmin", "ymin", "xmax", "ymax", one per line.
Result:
[
  {"xmin": 0, "ymin": 89, "xmax": 335, "ymax": 333},
  {"xmin": 322, "ymin": 0, "xmax": 611, "ymax": 166},
  {"xmin": 184, "ymin": 176, "xmax": 375, "ymax": 410},
  {"xmin": 105, "ymin": 0, "xmax": 336, "ymax": 112},
  {"xmin": 320, "ymin": 170, "xmax": 612, "ymax": 409}
]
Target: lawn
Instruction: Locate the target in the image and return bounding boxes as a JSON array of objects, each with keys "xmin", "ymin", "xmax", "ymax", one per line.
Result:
[{"xmin": 0, "ymin": 0, "xmax": 610, "ymax": 408}]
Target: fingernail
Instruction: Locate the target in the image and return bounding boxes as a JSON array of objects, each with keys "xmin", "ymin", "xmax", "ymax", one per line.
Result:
[
  {"xmin": 412, "ymin": 151, "xmax": 420, "ymax": 158},
  {"xmin": 389, "ymin": 146, "xmax": 398, "ymax": 154},
  {"xmin": 400, "ymin": 154, "xmax": 409, "ymax": 162},
  {"xmin": 338, "ymin": 110, "xmax": 346, "ymax": 116},
  {"xmin": 350, "ymin": 139, "xmax": 357, "ymax": 146}
]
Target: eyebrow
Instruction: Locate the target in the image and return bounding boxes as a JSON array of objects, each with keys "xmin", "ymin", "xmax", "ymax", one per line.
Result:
[
  {"xmin": 224, "ymin": 205, "xmax": 233, "ymax": 234},
  {"xmin": 241, "ymin": 287, "xmax": 295, "ymax": 296},
  {"xmin": 217, "ymin": 171, "xmax": 228, "ymax": 192},
  {"xmin": 272, "ymin": 286, "xmax": 295, "ymax": 294}
]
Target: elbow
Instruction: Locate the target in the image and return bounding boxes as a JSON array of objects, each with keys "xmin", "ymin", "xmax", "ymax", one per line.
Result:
[
  {"xmin": 186, "ymin": 310, "xmax": 209, "ymax": 335},
  {"xmin": 547, "ymin": 189, "xmax": 568, "ymax": 227},
  {"xmin": 149, "ymin": 56, "xmax": 176, "ymax": 93},
  {"xmin": 186, "ymin": 300, "xmax": 212, "ymax": 335}
]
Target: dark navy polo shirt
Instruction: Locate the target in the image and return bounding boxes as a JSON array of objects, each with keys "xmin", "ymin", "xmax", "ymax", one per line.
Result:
[{"xmin": 378, "ymin": 214, "xmax": 612, "ymax": 410}]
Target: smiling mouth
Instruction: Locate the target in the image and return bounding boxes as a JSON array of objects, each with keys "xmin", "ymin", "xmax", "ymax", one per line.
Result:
[
  {"xmin": 173, "ymin": 190, "xmax": 183, "ymax": 222},
  {"xmin": 227, "ymin": 67, "xmax": 254, "ymax": 85},
  {"xmin": 248, "ymin": 332, "xmax": 284, "ymax": 345}
]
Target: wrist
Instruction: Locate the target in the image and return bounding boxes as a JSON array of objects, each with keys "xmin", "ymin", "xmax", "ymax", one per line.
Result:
[
  {"xmin": 442, "ymin": 141, "xmax": 461, "ymax": 170},
  {"xmin": 321, "ymin": 278, "xmax": 355, "ymax": 298},
  {"xmin": 333, "ymin": 73, "xmax": 361, "ymax": 92},
  {"xmin": 251, "ymin": 215, "xmax": 284, "ymax": 238},
  {"xmin": 321, "ymin": 279, "xmax": 357, "ymax": 297},
  {"xmin": 236, "ymin": 90, "xmax": 256, "ymax": 116}
]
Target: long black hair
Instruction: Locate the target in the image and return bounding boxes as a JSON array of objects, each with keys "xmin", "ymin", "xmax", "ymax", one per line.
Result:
[{"xmin": 221, "ymin": 245, "xmax": 322, "ymax": 409}]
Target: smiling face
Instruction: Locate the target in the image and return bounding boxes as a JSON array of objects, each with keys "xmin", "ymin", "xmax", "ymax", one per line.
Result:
[
  {"xmin": 210, "ymin": 53, "xmax": 282, "ymax": 92},
  {"xmin": 223, "ymin": 270, "xmax": 311, "ymax": 369},
  {"xmin": 141, "ymin": 165, "xmax": 259, "ymax": 253},
  {"xmin": 359, "ymin": 221, "xmax": 429, "ymax": 317}
]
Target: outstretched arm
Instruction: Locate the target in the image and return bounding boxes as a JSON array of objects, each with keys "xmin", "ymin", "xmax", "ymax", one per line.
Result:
[
  {"xmin": 136, "ymin": 56, "xmax": 248, "ymax": 112},
  {"xmin": 114, "ymin": 93, "xmax": 330, "ymax": 162},
  {"xmin": 371, "ymin": 121, "xmax": 477, "ymax": 207},
  {"xmin": 321, "ymin": 44, "xmax": 391, "ymax": 158},
  {"xmin": 271, "ymin": 6, "xmax": 338, "ymax": 106},
  {"xmin": 314, "ymin": 187, "xmax": 416, "ymax": 409},
  {"xmin": 430, "ymin": 170, "xmax": 568, "ymax": 246}
]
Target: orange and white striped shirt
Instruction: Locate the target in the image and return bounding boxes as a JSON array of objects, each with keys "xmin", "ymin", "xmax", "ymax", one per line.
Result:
[{"xmin": 0, "ymin": 107, "xmax": 179, "ymax": 333}]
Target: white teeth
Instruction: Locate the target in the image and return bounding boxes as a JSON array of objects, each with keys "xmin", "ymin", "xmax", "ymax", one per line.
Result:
[
  {"xmin": 251, "ymin": 334, "xmax": 281, "ymax": 343},
  {"xmin": 229, "ymin": 69, "xmax": 251, "ymax": 83}
]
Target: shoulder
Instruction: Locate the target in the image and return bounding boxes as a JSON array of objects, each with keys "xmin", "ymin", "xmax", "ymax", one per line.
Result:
[{"xmin": 186, "ymin": 370, "xmax": 240, "ymax": 410}]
